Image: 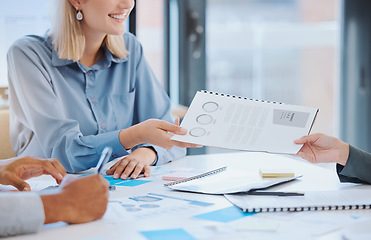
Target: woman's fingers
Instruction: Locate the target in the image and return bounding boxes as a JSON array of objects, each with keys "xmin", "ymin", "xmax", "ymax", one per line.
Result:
[
  {"xmin": 172, "ymin": 140, "xmax": 203, "ymax": 148},
  {"xmin": 159, "ymin": 120, "xmax": 187, "ymax": 135},
  {"xmin": 174, "ymin": 117, "xmax": 180, "ymax": 126},
  {"xmin": 129, "ymin": 162, "xmax": 145, "ymax": 179},
  {"xmin": 113, "ymin": 160, "xmax": 129, "ymax": 179},
  {"xmin": 142, "ymin": 165, "xmax": 151, "ymax": 177}
]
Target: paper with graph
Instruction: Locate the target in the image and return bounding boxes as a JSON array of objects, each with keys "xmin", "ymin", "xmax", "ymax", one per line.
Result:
[{"xmin": 172, "ymin": 91, "xmax": 319, "ymax": 154}]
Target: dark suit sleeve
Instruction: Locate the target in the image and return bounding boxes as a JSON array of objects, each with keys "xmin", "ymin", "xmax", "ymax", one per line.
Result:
[{"xmin": 337, "ymin": 145, "xmax": 371, "ymax": 184}]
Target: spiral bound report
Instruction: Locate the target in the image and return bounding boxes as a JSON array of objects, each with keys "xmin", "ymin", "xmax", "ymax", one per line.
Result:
[
  {"xmin": 171, "ymin": 90, "xmax": 319, "ymax": 154},
  {"xmin": 201, "ymin": 90, "xmax": 283, "ymax": 105},
  {"xmin": 225, "ymin": 189, "xmax": 371, "ymax": 213},
  {"xmin": 164, "ymin": 166, "xmax": 301, "ymax": 195},
  {"xmin": 164, "ymin": 166, "xmax": 227, "ymax": 187}
]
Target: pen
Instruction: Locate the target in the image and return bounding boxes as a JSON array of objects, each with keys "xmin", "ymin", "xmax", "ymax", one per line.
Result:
[
  {"xmin": 247, "ymin": 191, "xmax": 304, "ymax": 197},
  {"xmin": 96, "ymin": 147, "xmax": 113, "ymax": 174},
  {"xmin": 95, "ymin": 147, "xmax": 116, "ymax": 191}
]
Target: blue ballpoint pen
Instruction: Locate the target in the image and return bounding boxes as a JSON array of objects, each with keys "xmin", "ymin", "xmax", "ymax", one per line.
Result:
[
  {"xmin": 96, "ymin": 147, "xmax": 116, "ymax": 191},
  {"xmin": 96, "ymin": 147, "xmax": 112, "ymax": 174}
]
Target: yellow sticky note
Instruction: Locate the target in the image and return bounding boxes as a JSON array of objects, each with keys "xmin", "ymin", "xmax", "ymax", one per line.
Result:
[{"xmin": 259, "ymin": 168, "xmax": 295, "ymax": 178}]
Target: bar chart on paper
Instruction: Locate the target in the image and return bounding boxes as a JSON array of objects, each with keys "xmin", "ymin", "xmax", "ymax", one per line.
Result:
[{"xmin": 107, "ymin": 193, "xmax": 214, "ymax": 222}]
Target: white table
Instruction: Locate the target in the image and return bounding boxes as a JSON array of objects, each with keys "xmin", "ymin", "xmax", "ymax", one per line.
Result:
[{"xmin": 5, "ymin": 152, "xmax": 371, "ymax": 240}]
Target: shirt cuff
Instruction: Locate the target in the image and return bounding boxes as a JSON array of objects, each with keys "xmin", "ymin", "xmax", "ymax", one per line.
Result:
[
  {"xmin": 336, "ymin": 145, "xmax": 370, "ymax": 184},
  {"xmin": 94, "ymin": 130, "xmax": 130, "ymax": 160}
]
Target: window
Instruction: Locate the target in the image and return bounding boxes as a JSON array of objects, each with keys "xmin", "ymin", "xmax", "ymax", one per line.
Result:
[
  {"xmin": 0, "ymin": 1, "xmax": 51, "ymax": 87},
  {"xmin": 165, "ymin": 0, "xmax": 340, "ymax": 155},
  {"xmin": 206, "ymin": 0, "xmax": 340, "ymax": 140},
  {"xmin": 136, "ymin": 0, "xmax": 165, "ymax": 87},
  {"xmin": 0, "ymin": 1, "xmax": 50, "ymax": 106}
]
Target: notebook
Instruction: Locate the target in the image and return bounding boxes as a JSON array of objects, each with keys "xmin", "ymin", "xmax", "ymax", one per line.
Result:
[
  {"xmin": 171, "ymin": 90, "xmax": 319, "ymax": 154},
  {"xmin": 164, "ymin": 167, "xmax": 301, "ymax": 195},
  {"xmin": 225, "ymin": 189, "xmax": 371, "ymax": 213}
]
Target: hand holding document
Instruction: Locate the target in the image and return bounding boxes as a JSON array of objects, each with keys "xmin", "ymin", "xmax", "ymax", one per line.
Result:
[{"xmin": 171, "ymin": 91, "xmax": 319, "ymax": 154}]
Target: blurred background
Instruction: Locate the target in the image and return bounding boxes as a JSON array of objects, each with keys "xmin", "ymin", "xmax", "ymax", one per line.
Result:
[{"xmin": 1, "ymin": 0, "xmax": 370, "ymax": 155}]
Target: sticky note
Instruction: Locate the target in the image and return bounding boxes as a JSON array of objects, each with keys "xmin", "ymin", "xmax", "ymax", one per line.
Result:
[
  {"xmin": 193, "ymin": 206, "xmax": 256, "ymax": 223},
  {"xmin": 141, "ymin": 228, "xmax": 196, "ymax": 240},
  {"xmin": 259, "ymin": 168, "xmax": 295, "ymax": 178},
  {"xmin": 162, "ymin": 176, "xmax": 186, "ymax": 181},
  {"xmin": 103, "ymin": 175, "xmax": 150, "ymax": 187}
]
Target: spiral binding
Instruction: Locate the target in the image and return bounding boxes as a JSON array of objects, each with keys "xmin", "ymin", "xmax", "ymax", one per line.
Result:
[
  {"xmin": 164, "ymin": 166, "xmax": 227, "ymax": 187},
  {"xmin": 200, "ymin": 90, "xmax": 283, "ymax": 105},
  {"xmin": 243, "ymin": 204, "xmax": 371, "ymax": 213}
]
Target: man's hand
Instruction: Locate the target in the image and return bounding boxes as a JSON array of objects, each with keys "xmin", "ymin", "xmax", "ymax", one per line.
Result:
[
  {"xmin": 0, "ymin": 156, "xmax": 66, "ymax": 191},
  {"xmin": 41, "ymin": 174, "xmax": 109, "ymax": 224},
  {"xmin": 295, "ymin": 133, "xmax": 349, "ymax": 166}
]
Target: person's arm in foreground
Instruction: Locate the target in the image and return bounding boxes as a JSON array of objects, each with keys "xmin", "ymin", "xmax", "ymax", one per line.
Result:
[
  {"xmin": 0, "ymin": 174, "xmax": 109, "ymax": 237},
  {"xmin": 40, "ymin": 174, "xmax": 109, "ymax": 224},
  {"xmin": 295, "ymin": 133, "xmax": 371, "ymax": 184}
]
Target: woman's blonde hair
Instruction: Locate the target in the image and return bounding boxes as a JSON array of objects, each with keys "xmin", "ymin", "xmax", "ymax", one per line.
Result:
[{"xmin": 50, "ymin": 0, "xmax": 128, "ymax": 61}]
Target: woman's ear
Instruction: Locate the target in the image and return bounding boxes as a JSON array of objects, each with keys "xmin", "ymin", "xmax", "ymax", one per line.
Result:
[{"xmin": 68, "ymin": 0, "xmax": 81, "ymax": 10}]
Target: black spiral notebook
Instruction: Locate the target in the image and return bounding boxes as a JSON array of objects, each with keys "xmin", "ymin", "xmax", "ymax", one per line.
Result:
[
  {"xmin": 172, "ymin": 90, "xmax": 319, "ymax": 154},
  {"xmin": 225, "ymin": 189, "xmax": 371, "ymax": 213}
]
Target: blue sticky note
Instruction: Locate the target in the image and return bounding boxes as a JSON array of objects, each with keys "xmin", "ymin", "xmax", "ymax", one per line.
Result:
[
  {"xmin": 103, "ymin": 175, "xmax": 151, "ymax": 187},
  {"xmin": 141, "ymin": 228, "xmax": 196, "ymax": 240},
  {"xmin": 193, "ymin": 206, "xmax": 256, "ymax": 223}
]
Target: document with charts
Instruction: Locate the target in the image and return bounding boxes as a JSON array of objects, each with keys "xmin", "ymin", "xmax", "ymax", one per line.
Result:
[{"xmin": 172, "ymin": 90, "xmax": 319, "ymax": 154}]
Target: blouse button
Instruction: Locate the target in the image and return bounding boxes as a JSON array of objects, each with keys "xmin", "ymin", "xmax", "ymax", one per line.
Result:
[{"xmin": 100, "ymin": 123, "xmax": 106, "ymax": 129}]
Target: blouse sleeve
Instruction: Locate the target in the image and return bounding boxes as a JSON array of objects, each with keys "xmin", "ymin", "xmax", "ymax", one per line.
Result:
[
  {"xmin": 128, "ymin": 35, "xmax": 186, "ymax": 165},
  {"xmin": 7, "ymin": 38, "xmax": 128, "ymax": 173}
]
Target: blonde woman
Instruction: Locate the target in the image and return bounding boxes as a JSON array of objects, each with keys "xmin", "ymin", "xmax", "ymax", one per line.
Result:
[{"xmin": 7, "ymin": 0, "xmax": 198, "ymax": 178}]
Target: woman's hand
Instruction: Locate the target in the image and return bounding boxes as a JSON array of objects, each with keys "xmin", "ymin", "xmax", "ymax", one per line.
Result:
[
  {"xmin": 0, "ymin": 156, "xmax": 66, "ymax": 191},
  {"xmin": 294, "ymin": 133, "xmax": 349, "ymax": 166},
  {"xmin": 105, "ymin": 147, "xmax": 156, "ymax": 179},
  {"xmin": 119, "ymin": 118, "xmax": 203, "ymax": 150}
]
